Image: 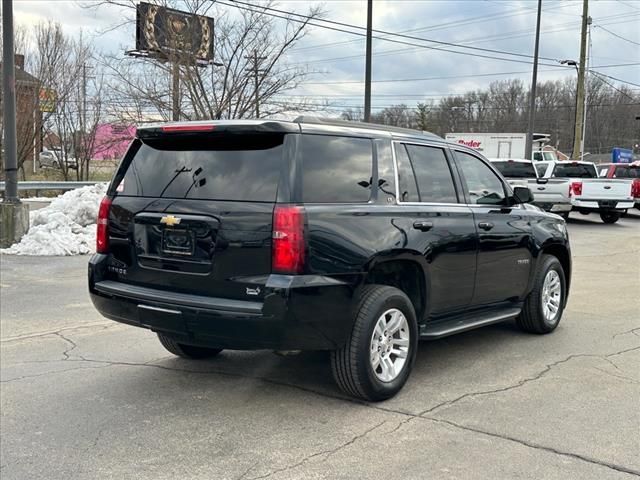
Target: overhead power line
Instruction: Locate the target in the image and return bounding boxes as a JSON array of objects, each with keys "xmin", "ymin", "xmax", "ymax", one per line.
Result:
[
  {"xmin": 220, "ymin": 0, "xmax": 563, "ymax": 64},
  {"xmin": 595, "ymin": 24, "xmax": 640, "ymax": 46}
]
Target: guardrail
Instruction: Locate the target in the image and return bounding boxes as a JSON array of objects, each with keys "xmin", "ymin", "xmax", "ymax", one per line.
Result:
[{"xmin": 0, "ymin": 181, "xmax": 104, "ymax": 194}]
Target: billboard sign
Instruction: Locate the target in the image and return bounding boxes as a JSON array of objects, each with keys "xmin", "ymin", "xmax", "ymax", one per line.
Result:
[
  {"xmin": 135, "ymin": 2, "xmax": 214, "ymax": 63},
  {"xmin": 612, "ymin": 147, "xmax": 633, "ymax": 164}
]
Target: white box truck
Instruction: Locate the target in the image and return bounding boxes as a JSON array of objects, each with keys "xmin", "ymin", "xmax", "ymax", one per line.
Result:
[{"xmin": 445, "ymin": 132, "xmax": 558, "ymax": 161}]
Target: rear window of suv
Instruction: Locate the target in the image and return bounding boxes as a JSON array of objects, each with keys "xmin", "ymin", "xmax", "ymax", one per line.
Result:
[
  {"xmin": 117, "ymin": 134, "xmax": 285, "ymax": 201},
  {"xmin": 491, "ymin": 161, "xmax": 537, "ymax": 178},
  {"xmin": 300, "ymin": 135, "xmax": 373, "ymax": 203},
  {"xmin": 552, "ymin": 163, "xmax": 597, "ymax": 178}
]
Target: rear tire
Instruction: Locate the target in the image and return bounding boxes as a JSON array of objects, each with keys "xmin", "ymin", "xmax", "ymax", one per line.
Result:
[
  {"xmin": 157, "ymin": 333, "xmax": 222, "ymax": 359},
  {"xmin": 517, "ymin": 255, "xmax": 566, "ymax": 334},
  {"xmin": 600, "ymin": 211, "xmax": 620, "ymax": 224},
  {"xmin": 331, "ymin": 285, "xmax": 418, "ymax": 401}
]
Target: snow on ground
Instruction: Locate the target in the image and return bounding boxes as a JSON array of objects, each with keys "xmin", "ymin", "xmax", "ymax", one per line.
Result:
[{"xmin": 1, "ymin": 184, "xmax": 108, "ymax": 256}]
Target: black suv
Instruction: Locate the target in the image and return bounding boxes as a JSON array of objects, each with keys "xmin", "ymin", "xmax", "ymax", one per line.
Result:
[{"xmin": 89, "ymin": 118, "xmax": 571, "ymax": 401}]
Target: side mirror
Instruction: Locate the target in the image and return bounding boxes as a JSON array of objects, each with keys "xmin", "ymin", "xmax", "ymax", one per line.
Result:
[{"xmin": 512, "ymin": 186, "xmax": 534, "ymax": 204}]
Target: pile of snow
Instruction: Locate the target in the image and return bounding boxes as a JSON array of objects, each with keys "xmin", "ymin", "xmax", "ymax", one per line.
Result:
[{"xmin": 1, "ymin": 183, "xmax": 108, "ymax": 256}]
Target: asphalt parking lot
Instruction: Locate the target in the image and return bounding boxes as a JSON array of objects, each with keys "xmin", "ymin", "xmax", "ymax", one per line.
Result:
[{"xmin": 1, "ymin": 212, "xmax": 639, "ymax": 480}]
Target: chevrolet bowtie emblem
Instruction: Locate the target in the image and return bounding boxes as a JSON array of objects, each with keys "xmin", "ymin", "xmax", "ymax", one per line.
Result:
[{"xmin": 160, "ymin": 215, "xmax": 182, "ymax": 227}]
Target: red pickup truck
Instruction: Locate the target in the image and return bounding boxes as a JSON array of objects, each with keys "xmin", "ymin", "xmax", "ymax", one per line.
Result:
[{"xmin": 598, "ymin": 162, "xmax": 640, "ymax": 209}]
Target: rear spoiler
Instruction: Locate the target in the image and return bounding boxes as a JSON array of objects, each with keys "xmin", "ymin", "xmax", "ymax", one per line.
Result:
[{"xmin": 136, "ymin": 121, "xmax": 299, "ymax": 139}]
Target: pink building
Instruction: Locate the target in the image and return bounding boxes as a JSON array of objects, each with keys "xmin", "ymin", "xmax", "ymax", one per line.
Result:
[{"xmin": 92, "ymin": 123, "xmax": 135, "ymax": 161}]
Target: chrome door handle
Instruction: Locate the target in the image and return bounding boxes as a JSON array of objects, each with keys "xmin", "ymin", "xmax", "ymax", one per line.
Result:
[
  {"xmin": 413, "ymin": 221, "xmax": 434, "ymax": 232},
  {"xmin": 478, "ymin": 221, "xmax": 494, "ymax": 231}
]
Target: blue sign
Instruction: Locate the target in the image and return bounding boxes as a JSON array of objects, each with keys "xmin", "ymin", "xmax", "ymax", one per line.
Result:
[{"xmin": 612, "ymin": 147, "xmax": 633, "ymax": 164}]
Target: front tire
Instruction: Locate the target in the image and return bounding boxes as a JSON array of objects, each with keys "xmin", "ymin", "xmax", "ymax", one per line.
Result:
[
  {"xmin": 600, "ymin": 211, "xmax": 621, "ymax": 224},
  {"xmin": 517, "ymin": 255, "xmax": 566, "ymax": 334},
  {"xmin": 157, "ymin": 333, "xmax": 222, "ymax": 359},
  {"xmin": 331, "ymin": 285, "xmax": 418, "ymax": 401}
]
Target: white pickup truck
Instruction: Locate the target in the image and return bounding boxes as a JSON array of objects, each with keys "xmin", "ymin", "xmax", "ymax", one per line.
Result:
[
  {"xmin": 489, "ymin": 159, "xmax": 572, "ymax": 218},
  {"xmin": 535, "ymin": 160, "xmax": 634, "ymax": 223}
]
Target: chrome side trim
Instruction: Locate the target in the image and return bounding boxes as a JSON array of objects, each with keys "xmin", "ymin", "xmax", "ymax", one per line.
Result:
[{"xmin": 138, "ymin": 305, "xmax": 182, "ymax": 315}]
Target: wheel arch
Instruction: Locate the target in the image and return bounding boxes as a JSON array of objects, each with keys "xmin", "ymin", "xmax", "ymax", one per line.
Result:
[{"xmin": 363, "ymin": 253, "xmax": 428, "ymax": 322}]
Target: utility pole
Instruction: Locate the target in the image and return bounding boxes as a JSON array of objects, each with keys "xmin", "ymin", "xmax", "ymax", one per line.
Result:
[
  {"xmin": 81, "ymin": 62, "xmax": 87, "ymax": 180},
  {"xmin": 1, "ymin": 0, "xmax": 29, "ymax": 248},
  {"xmin": 363, "ymin": 0, "xmax": 373, "ymax": 122},
  {"xmin": 172, "ymin": 62, "xmax": 180, "ymax": 121},
  {"xmin": 572, "ymin": 0, "xmax": 589, "ymax": 159},
  {"xmin": 245, "ymin": 50, "xmax": 266, "ymax": 118},
  {"xmin": 580, "ymin": 18, "xmax": 592, "ymax": 161},
  {"xmin": 525, "ymin": 0, "xmax": 542, "ymax": 161}
]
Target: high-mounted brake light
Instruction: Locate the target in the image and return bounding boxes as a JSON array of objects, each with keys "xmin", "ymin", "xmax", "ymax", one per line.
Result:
[
  {"xmin": 160, "ymin": 124, "xmax": 216, "ymax": 133},
  {"xmin": 96, "ymin": 196, "xmax": 112, "ymax": 254},
  {"xmin": 569, "ymin": 181, "xmax": 583, "ymax": 197},
  {"xmin": 272, "ymin": 205, "xmax": 306, "ymax": 274}
]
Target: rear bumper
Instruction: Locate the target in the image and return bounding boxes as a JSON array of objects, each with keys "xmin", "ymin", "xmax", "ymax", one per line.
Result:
[
  {"xmin": 88, "ymin": 254, "xmax": 356, "ymax": 351},
  {"xmin": 571, "ymin": 199, "xmax": 635, "ymax": 211}
]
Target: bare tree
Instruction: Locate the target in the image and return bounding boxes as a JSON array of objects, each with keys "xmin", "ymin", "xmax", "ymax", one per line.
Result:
[{"xmin": 91, "ymin": 0, "xmax": 326, "ymax": 123}]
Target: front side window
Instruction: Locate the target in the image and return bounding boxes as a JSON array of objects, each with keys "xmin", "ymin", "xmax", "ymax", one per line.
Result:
[
  {"xmin": 300, "ymin": 135, "xmax": 373, "ymax": 203},
  {"xmin": 405, "ymin": 144, "xmax": 458, "ymax": 203},
  {"xmin": 455, "ymin": 151, "xmax": 507, "ymax": 205}
]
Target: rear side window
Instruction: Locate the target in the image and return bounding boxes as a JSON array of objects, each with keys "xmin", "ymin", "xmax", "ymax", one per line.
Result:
[
  {"xmin": 492, "ymin": 161, "xmax": 537, "ymax": 179},
  {"xmin": 395, "ymin": 143, "xmax": 419, "ymax": 202},
  {"xmin": 118, "ymin": 135, "xmax": 284, "ymax": 201},
  {"xmin": 300, "ymin": 135, "xmax": 373, "ymax": 203},
  {"xmin": 552, "ymin": 163, "xmax": 597, "ymax": 178},
  {"xmin": 405, "ymin": 144, "xmax": 458, "ymax": 203},
  {"xmin": 615, "ymin": 166, "xmax": 640, "ymax": 178}
]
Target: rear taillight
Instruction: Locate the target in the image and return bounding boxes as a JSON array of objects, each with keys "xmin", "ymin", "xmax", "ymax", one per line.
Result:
[
  {"xmin": 632, "ymin": 179, "xmax": 640, "ymax": 198},
  {"xmin": 272, "ymin": 205, "xmax": 306, "ymax": 274},
  {"xmin": 570, "ymin": 181, "xmax": 583, "ymax": 197},
  {"xmin": 96, "ymin": 196, "xmax": 112, "ymax": 254}
]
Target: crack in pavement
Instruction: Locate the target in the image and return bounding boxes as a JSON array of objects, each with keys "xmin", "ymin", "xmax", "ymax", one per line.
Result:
[
  {"xmin": 1, "ymin": 322, "xmax": 115, "ymax": 344},
  {"xmin": 613, "ymin": 327, "xmax": 640, "ymax": 340},
  {"xmin": 591, "ymin": 366, "xmax": 639, "ymax": 384},
  {"xmin": 54, "ymin": 332, "xmax": 79, "ymax": 360},
  {"xmin": 3, "ymin": 330, "xmax": 639, "ymax": 477},
  {"xmin": 422, "ymin": 416, "xmax": 640, "ymax": 477},
  {"xmin": 243, "ymin": 421, "xmax": 388, "ymax": 480},
  {"xmin": 417, "ymin": 347, "xmax": 640, "ymax": 417}
]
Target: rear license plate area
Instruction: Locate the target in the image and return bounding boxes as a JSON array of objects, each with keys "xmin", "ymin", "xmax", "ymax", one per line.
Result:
[
  {"xmin": 598, "ymin": 201, "xmax": 616, "ymax": 208},
  {"xmin": 162, "ymin": 229, "xmax": 195, "ymax": 256}
]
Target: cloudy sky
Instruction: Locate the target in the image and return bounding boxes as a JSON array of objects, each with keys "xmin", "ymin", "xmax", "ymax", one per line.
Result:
[{"xmin": 12, "ymin": 0, "xmax": 640, "ymax": 113}]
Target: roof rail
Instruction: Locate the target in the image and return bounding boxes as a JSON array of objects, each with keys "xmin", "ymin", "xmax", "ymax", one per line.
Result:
[{"xmin": 293, "ymin": 116, "xmax": 441, "ymax": 139}]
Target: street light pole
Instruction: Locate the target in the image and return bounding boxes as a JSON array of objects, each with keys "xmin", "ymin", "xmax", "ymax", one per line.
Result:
[{"xmin": 525, "ymin": 0, "xmax": 542, "ymax": 161}]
